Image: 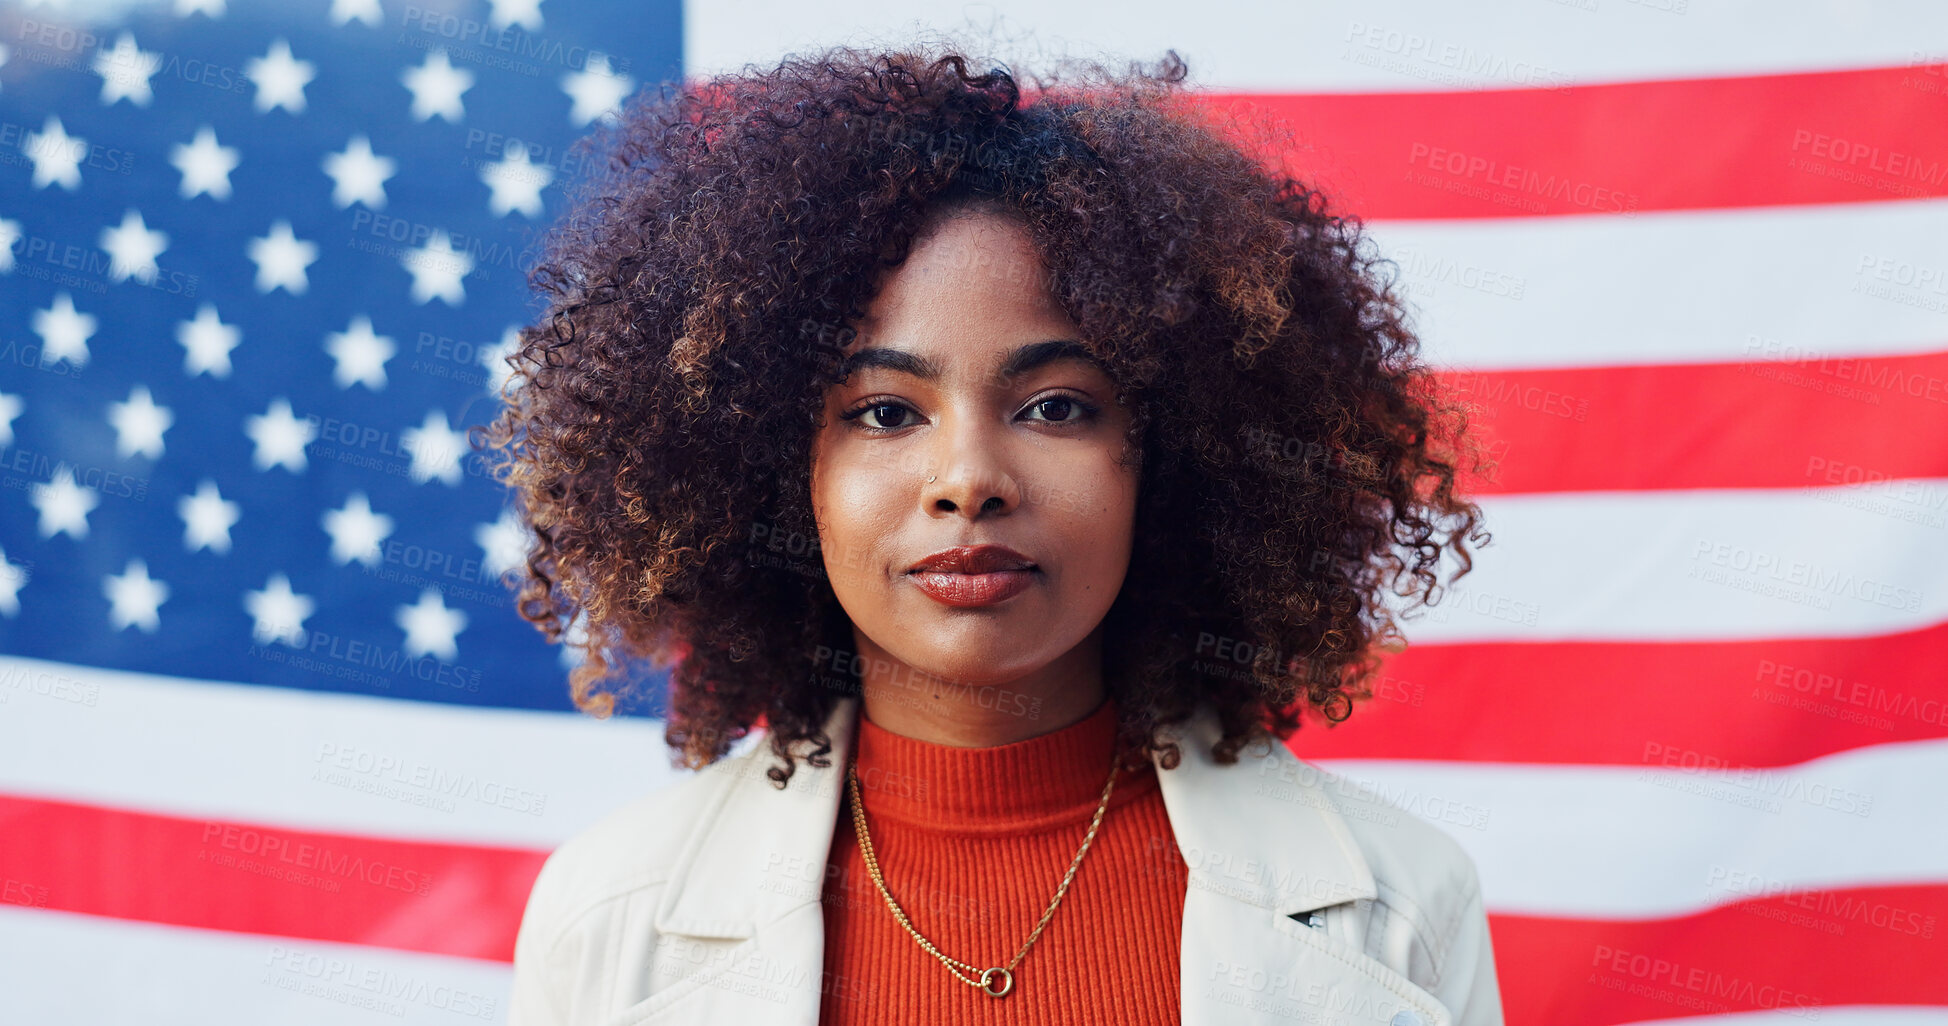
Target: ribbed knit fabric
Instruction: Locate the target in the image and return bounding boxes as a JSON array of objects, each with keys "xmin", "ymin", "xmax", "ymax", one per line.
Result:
[{"xmin": 819, "ymin": 695, "xmax": 1187, "ymax": 1024}]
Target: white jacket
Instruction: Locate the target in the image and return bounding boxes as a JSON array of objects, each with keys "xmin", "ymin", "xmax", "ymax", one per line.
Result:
[{"xmin": 507, "ymin": 695, "xmax": 1505, "ymax": 1025}]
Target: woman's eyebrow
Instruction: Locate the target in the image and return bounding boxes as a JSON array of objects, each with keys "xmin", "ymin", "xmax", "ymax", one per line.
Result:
[{"xmin": 837, "ymin": 338, "xmax": 1105, "ymax": 382}]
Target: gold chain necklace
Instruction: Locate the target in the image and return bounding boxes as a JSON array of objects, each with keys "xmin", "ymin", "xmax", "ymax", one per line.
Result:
[{"xmin": 845, "ymin": 753, "xmax": 1121, "ymax": 998}]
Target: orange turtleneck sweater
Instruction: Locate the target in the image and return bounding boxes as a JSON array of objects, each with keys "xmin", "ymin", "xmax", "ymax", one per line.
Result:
[{"xmin": 819, "ymin": 695, "xmax": 1188, "ymax": 1024}]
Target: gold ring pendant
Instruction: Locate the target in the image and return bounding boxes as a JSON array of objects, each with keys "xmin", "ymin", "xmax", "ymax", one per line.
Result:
[{"xmin": 979, "ymin": 967, "xmax": 1014, "ymax": 998}]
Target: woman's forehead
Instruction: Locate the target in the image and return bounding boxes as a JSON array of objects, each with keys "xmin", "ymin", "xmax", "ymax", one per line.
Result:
[{"xmin": 860, "ymin": 218, "xmax": 1061, "ymax": 325}]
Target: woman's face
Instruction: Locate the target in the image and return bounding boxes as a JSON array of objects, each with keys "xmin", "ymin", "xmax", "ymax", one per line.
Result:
[{"xmin": 810, "ymin": 209, "xmax": 1140, "ymax": 702}]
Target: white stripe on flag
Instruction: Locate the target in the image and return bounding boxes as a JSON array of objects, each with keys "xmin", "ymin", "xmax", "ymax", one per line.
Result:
[
  {"xmin": 0, "ymin": 656, "xmax": 689, "ymax": 848},
  {"xmin": 0, "ymin": 905, "xmax": 512, "ymax": 1026},
  {"xmin": 684, "ymin": 0, "xmax": 1948, "ymax": 93},
  {"xmin": 1362, "ymin": 196, "xmax": 1948, "ymax": 371},
  {"xmin": 1619, "ymin": 1010, "xmax": 1948, "ymax": 1026},
  {"xmin": 1316, "ymin": 737, "xmax": 1948, "ymax": 918},
  {"xmin": 1391, "ymin": 480, "xmax": 1948, "ymax": 644}
]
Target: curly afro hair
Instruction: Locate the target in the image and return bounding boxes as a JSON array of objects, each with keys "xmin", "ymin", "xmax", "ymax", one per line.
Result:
[{"xmin": 476, "ymin": 41, "xmax": 1492, "ymax": 789}]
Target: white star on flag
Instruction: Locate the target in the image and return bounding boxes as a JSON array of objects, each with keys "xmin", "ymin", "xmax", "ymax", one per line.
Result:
[
  {"xmin": 248, "ymin": 219, "xmax": 318, "ymax": 294},
  {"xmin": 31, "ymin": 465, "xmax": 99, "ymax": 540},
  {"xmin": 92, "ymin": 32, "xmax": 162, "ymax": 107},
  {"xmin": 176, "ymin": 303, "xmax": 242, "ymax": 377},
  {"xmin": 329, "ymin": 0, "xmax": 382, "ymax": 28},
  {"xmin": 483, "ymin": 325, "xmax": 521, "ymax": 397},
  {"xmin": 170, "ymin": 126, "xmax": 240, "ymax": 200},
  {"xmin": 402, "ymin": 49, "xmax": 474, "ymax": 123},
  {"xmin": 244, "ymin": 572, "xmax": 315, "ymax": 647},
  {"xmin": 245, "ymin": 397, "xmax": 317, "ymax": 473},
  {"xmin": 105, "ymin": 558, "xmax": 169, "ymax": 633},
  {"xmin": 403, "ymin": 408, "xmax": 468, "ymax": 485},
  {"xmin": 0, "ymin": 392, "xmax": 21, "ymax": 447},
  {"xmin": 322, "ymin": 134, "xmax": 396, "ymax": 209},
  {"xmin": 481, "ymin": 143, "xmax": 554, "ymax": 218},
  {"xmin": 557, "ymin": 609, "xmax": 589, "ymax": 670},
  {"xmin": 174, "ymin": 0, "xmax": 225, "ymax": 17},
  {"xmin": 401, "ymin": 229, "xmax": 473, "ymax": 305},
  {"xmin": 487, "ymin": 0, "xmax": 544, "ymax": 31},
  {"xmin": 25, "ymin": 115, "xmax": 86, "ymax": 190},
  {"xmin": 98, "ymin": 208, "xmax": 170, "ymax": 283},
  {"xmin": 474, "ymin": 506, "xmax": 535, "ymax": 578},
  {"xmin": 325, "ymin": 314, "xmax": 395, "ymax": 390},
  {"xmin": 0, "ymin": 547, "xmax": 25, "ymax": 617},
  {"xmin": 0, "ymin": 217, "xmax": 21, "ymax": 271},
  {"xmin": 322, "ymin": 491, "xmax": 394, "ymax": 567},
  {"xmin": 561, "ymin": 53, "xmax": 635, "ymax": 126},
  {"xmin": 396, "ymin": 587, "xmax": 467, "ymax": 660},
  {"xmin": 245, "ymin": 38, "xmax": 315, "ymax": 114},
  {"xmin": 33, "ymin": 292, "xmax": 97, "ymax": 367},
  {"xmin": 108, "ymin": 384, "xmax": 174, "ymax": 459},
  {"xmin": 178, "ymin": 479, "xmax": 241, "ymax": 554}
]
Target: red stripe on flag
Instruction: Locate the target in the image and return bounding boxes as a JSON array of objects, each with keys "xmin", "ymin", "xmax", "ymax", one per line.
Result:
[
  {"xmin": 1437, "ymin": 349, "xmax": 1948, "ymax": 495},
  {"xmin": 1488, "ymin": 884, "xmax": 1948, "ymax": 1026},
  {"xmin": 1207, "ymin": 62, "xmax": 1948, "ymax": 218},
  {"xmin": 1292, "ymin": 620, "xmax": 1948, "ymax": 766},
  {"xmin": 0, "ymin": 795, "xmax": 545, "ymax": 962}
]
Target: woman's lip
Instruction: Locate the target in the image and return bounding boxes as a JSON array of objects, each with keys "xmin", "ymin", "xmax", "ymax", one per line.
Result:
[
  {"xmin": 907, "ymin": 569, "xmax": 1037, "ymax": 608},
  {"xmin": 906, "ymin": 544, "xmax": 1037, "ymax": 574}
]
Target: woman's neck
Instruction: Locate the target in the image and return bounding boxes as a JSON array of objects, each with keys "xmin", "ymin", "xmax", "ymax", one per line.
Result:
[{"xmin": 849, "ymin": 629, "xmax": 1108, "ymax": 747}]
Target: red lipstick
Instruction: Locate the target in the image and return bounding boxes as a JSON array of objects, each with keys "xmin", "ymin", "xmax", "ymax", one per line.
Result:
[{"xmin": 906, "ymin": 545, "xmax": 1038, "ymax": 608}]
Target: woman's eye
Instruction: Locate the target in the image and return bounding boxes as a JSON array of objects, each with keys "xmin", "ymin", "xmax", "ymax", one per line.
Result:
[
  {"xmin": 1024, "ymin": 396, "xmax": 1092, "ymax": 424},
  {"xmin": 844, "ymin": 402, "xmax": 914, "ymax": 430}
]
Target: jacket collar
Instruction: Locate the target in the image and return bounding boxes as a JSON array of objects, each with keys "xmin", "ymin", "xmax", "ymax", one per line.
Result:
[{"xmin": 655, "ymin": 693, "xmax": 1378, "ymax": 938}]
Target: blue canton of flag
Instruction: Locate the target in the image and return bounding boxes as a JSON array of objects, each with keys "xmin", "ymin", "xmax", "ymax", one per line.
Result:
[{"xmin": 0, "ymin": 0, "xmax": 681, "ymax": 712}]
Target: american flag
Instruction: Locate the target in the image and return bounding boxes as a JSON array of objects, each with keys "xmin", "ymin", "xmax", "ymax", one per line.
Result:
[{"xmin": 1, "ymin": 0, "xmax": 1943, "ymax": 1023}]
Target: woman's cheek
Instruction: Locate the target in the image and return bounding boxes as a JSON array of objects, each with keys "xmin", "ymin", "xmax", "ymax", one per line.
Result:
[{"xmin": 818, "ymin": 466, "xmax": 903, "ymax": 584}]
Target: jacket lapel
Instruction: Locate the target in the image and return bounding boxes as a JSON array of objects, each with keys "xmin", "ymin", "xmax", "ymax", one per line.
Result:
[
  {"xmin": 626, "ymin": 697, "xmax": 860, "ymax": 1025},
  {"xmin": 630, "ymin": 695, "xmax": 1450, "ymax": 1026},
  {"xmin": 652, "ymin": 697, "xmax": 858, "ymax": 941},
  {"xmin": 1152, "ymin": 707, "xmax": 1453, "ymax": 1026}
]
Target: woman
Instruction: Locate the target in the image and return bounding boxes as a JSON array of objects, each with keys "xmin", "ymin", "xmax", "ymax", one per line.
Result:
[{"xmin": 486, "ymin": 42, "xmax": 1500, "ymax": 1026}]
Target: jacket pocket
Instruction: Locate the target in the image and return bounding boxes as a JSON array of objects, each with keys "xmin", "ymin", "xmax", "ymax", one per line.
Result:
[
  {"xmin": 600, "ymin": 934, "xmax": 761, "ymax": 1026},
  {"xmin": 601, "ymin": 903, "xmax": 828, "ymax": 1026},
  {"xmin": 1265, "ymin": 908, "xmax": 1452, "ymax": 1026}
]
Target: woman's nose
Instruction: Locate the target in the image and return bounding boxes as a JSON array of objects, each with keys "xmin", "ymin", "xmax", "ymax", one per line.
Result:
[{"xmin": 917, "ymin": 413, "xmax": 1022, "ymax": 517}]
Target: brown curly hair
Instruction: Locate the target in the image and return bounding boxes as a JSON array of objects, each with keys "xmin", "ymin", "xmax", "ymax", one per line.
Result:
[{"xmin": 475, "ymin": 41, "xmax": 1492, "ymax": 789}]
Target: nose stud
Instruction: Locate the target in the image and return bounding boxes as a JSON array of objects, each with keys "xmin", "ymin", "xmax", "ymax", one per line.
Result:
[{"xmin": 925, "ymin": 476, "xmax": 936, "ymax": 483}]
